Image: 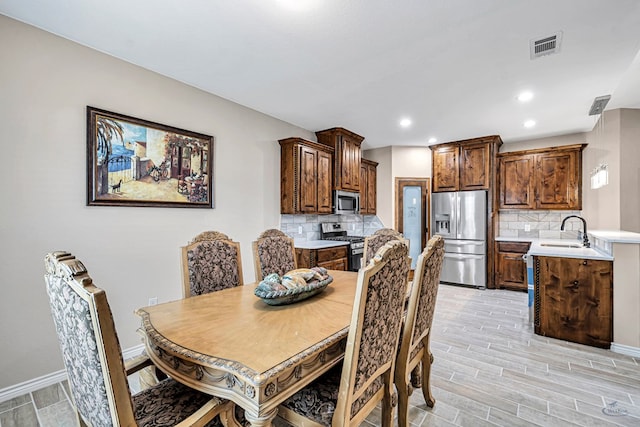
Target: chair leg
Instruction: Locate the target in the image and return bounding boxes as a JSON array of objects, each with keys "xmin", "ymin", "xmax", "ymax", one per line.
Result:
[
  {"xmin": 381, "ymin": 371, "xmax": 396, "ymax": 427},
  {"xmin": 396, "ymin": 381, "xmax": 411, "ymax": 427},
  {"xmin": 420, "ymin": 336, "xmax": 436, "ymax": 408}
]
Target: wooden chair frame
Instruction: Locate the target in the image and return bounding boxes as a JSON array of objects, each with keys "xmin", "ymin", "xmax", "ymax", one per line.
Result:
[
  {"xmin": 43, "ymin": 251, "xmax": 235, "ymax": 427},
  {"xmin": 394, "ymin": 235, "xmax": 445, "ymax": 427},
  {"xmin": 180, "ymin": 231, "xmax": 244, "ymax": 298},
  {"xmin": 278, "ymin": 240, "xmax": 410, "ymax": 427}
]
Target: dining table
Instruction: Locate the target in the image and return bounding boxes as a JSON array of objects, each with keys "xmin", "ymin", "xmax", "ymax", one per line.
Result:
[{"xmin": 135, "ymin": 269, "xmax": 359, "ymax": 427}]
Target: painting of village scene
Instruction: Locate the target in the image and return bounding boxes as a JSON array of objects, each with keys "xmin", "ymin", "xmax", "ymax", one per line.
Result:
[{"xmin": 87, "ymin": 107, "xmax": 213, "ymax": 208}]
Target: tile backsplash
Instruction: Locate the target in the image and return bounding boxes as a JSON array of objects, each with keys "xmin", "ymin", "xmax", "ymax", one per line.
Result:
[
  {"xmin": 498, "ymin": 210, "xmax": 584, "ymax": 240},
  {"xmin": 280, "ymin": 214, "xmax": 385, "ymax": 242}
]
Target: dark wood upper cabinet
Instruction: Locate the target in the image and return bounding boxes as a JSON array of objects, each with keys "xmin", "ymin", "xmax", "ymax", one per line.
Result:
[
  {"xmin": 499, "ymin": 154, "xmax": 535, "ymax": 209},
  {"xmin": 279, "ymin": 137, "xmax": 334, "ymax": 214},
  {"xmin": 431, "ymin": 145, "xmax": 459, "ymax": 192},
  {"xmin": 498, "ymin": 144, "xmax": 586, "ymax": 210},
  {"xmin": 430, "ymin": 135, "xmax": 501, "ymax": 193},
  {"xmin": 360, "ymin": 158, "xmax": 378, "ymax": 215},
  {"xmin": 316, "ymin": 127, "xmax": 364, "ymax": 192},
  {"xmin": 459, "ymin": 142, "xmax": 490, "ymax": 190}
]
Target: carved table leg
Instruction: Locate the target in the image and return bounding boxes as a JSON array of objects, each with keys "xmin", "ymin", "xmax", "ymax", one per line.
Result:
[{"xmin": 244, "ymin": 408, "xmax": 278, "ymax": 427}]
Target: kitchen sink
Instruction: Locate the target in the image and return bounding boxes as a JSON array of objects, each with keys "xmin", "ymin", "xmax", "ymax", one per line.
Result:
[{"xmin": 539, "ymin": 242, "xmax": 583, "ymax": 248}]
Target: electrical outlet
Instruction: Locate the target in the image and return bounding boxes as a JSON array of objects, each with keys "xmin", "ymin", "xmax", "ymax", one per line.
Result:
[
  {"xmin": 298, "ymin": 225, "xmax": 303, "ymax": 234},
  {"xmin": 524, "ymin": 224, "xmax": 531, "ymax": 232},
  {"xmin": 148, "ymin": 297, "xmax": 158, "ymax": 306}
]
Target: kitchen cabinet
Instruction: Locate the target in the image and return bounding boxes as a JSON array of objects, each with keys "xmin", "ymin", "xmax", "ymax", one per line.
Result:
[
  {"xmin": 495, "ymin": 241, "xmax": 530, "ymax": 291},
  {"xmin": 279, "ymin": 138, "xmax": 334, "ymax": 214},
  {"xmin": 316, "ymin": 127, "xmax": 364, "ymax": 192},
  {"xmin": 498, "ymin": 144, "xmax": 586, "ymax": 210},
  {"xmin": 296, "ymin": 245, "xmax": 348, "ymax": 271},
  {"xmin": 430, "ymin": 136, "xmax": 501, "ymax": 193},
  {"xmin": 534, "ymin": 255, "xmax": 613, "ymax": 348},
  {"xmin": 360, "ymin": 158, "xmax": 378, "ymax": 214}
]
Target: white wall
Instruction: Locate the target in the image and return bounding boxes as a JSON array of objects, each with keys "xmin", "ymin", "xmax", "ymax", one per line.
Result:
[
  {"xmin": 0, "ymin": 16, "xmax": 315, "ymax": 388},
  {"xmin": 620, "ymin": 109, "xmax": 640, "ymax": 232}
]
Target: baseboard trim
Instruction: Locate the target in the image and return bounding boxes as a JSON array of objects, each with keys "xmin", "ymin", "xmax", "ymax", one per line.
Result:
[
  {"xmin": 0, "ymin": 344, "xmax": 145, "ymax": 403},
  {"xmin": 610, "ymin": 342, "xmax": 640, "ymax": 358}
]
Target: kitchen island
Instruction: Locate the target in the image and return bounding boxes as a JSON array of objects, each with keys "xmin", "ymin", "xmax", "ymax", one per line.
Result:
[{"xmin": 499, "ymin": 231, "xmax": 640, "ymax": 356}]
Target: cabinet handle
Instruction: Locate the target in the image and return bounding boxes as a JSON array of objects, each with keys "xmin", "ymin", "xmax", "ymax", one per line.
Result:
[{"xmin": 504, "ymin": 256, "xmax": 523, "ymax": 261}]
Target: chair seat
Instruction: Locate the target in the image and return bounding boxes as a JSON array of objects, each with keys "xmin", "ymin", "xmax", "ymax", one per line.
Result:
[
  {"xmin": 133, "ymin": 378, "xmax": 225, "ymax": 427},
  {"xmin": 279, "ymin": 364, "xmax": 341, "ymax": 426}
]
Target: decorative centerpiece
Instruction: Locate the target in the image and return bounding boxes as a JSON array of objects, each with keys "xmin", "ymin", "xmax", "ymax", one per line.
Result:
[{"xmin": 254, "ymin": 267, "xmax": 333, "ymax": 305}]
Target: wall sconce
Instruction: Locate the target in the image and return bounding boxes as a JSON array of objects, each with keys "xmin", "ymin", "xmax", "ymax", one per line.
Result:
[{"xmin": 590, "ymin": 163, "xmax": 608, "ymax": 189}]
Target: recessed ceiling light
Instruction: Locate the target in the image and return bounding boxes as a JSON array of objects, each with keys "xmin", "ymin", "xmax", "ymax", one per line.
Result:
[
  {"xmin": 428, "ymin": 137, "xmax": 437, "ymax": 144},
  {"xmin": 524, "ymin": 120, "xmax": 536, "ymax": 128},
  {"xmin": 517, "ymin": 91, "xmax": 534, "ymax": 102},
  {"xmin": 399, "ymin": 118, "xmax": 412, "ymax": 128},
  {"xmin": 275, "ymin": 0, "xmax": 318, "ymax": 11}
]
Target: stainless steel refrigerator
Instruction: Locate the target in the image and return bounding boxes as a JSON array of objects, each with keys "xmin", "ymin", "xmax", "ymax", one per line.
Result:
[{"xmin": 431, "ymin": 190, "xmax": 487, "ymax": 288}]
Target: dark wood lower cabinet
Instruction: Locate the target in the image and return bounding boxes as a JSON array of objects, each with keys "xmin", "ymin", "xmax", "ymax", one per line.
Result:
[
  {"xmin": 296, "ymin": 246, "xmax": 348, "ymax": 271},
  {"xmin": 534, "ymin": 256, "xmax": 613, "ymax": 348},
  {"xmin": 495, "ymin": 241, "xmax": 530, "ymax": 291}
]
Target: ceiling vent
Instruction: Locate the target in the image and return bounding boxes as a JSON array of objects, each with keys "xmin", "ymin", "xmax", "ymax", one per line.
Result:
[
  {"xmin": 588, "ymin": 95, "xmax": 611, "ymax": 116},
  {"xmin": 530, "ymin": 32, "xmax": 563, "ymax": 59}
]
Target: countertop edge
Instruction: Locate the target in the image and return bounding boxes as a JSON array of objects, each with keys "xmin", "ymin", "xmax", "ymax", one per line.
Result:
[{"xmin": 293, "ymin": 240, "xmax": 350, "ymax": 250}]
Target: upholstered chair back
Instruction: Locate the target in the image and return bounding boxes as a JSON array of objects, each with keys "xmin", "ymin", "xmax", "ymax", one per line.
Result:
[
  {"xmin": 181, "ymin": 231, "xmax": 244, "ymax": 297},
  {"xmin": 252, "ymin": 229, "xmax": 297, "ymax": 280},
  {"xmin": 363, "ymin": 228, "xmax": 409, "ymax": 266},
  {"xmin": 44, "ymin": 251, "xmax": 136, "ymax": 426},
  {"xmin": 394, "ymin": 235, "xmax": 445, "ymax": 426},
  {"xmin": 44, "ymin": 251, "xmax": 232, "ymax": 427},
  {"xmin": 278, "ymin": 240, "xmax": 409, "ymax": 426}
]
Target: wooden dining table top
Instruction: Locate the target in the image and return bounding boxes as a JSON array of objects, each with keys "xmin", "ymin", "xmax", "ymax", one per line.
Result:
[{"xmin": 136, "ymin": 269, "xmax": 358, "ymax": 380}]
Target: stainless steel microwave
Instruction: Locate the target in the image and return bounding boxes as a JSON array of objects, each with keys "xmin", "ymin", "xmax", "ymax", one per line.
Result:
[{"xmin": 334, "ymin": 190, "xmax": 360, "ymax": 214}]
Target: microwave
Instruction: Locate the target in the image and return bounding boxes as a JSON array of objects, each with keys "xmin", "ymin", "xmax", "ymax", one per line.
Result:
[{"xmin": 334, "ymin": 190, "xmax": 360, "ymax": 214}]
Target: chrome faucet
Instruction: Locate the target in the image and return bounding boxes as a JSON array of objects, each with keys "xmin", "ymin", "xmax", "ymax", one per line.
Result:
[{"xmin": 560, "ymin": 215, "xmax": 590, "ymax": 248}]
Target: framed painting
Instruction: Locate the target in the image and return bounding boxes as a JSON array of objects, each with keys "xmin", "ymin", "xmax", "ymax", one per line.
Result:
[{"xmin": 87, "ymin": 106, "xmax": 214, "ymax": 208}]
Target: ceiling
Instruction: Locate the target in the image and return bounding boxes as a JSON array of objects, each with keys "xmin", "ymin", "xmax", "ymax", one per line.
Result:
[{"xmin": 3, "ymin": 0, "xmax": 640, "ymax": 149}]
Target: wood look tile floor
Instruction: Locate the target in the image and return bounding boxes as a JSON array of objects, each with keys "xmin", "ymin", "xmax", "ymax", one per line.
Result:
[{"xmin": 2, "ymin": 284, "xmax": 639, "ymax": 426}]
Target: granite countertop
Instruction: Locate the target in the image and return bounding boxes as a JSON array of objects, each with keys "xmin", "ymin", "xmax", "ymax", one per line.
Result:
[{"xmin": 294, "ymin": 240, "xmax": 350, "ymax": 250}]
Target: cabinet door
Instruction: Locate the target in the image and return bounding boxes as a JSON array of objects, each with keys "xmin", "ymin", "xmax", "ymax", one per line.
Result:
[
  {"xmin": 340, "ymin": 135, "xmax": 361, "ymax": 192},
  {"xmin": 299, "ymin": 146, "xmax": 318, "ymax": 213},
  {"xmin": 460, "ymin": 142, "xmax": 489, "ymax": 190},
  {"xmin": 360, "ymin": 164, "xmax": 368, "ymax": 214},
  {"xmin": 432, "ymin": 145, "xmax": 459, "ymax": 192},
  {"xmin": 366, "ymin": 164, "xmax": 376, "ymax": 214},
  {"xmin": 317, "ymin": 150, "xmax": 333, "ymax": 213},
  {"xmin": 535, "ymin": 256, "xmax": 612, "ymax": 348},
  {"xmin": 496, "ymin": 241, "xmax": 530, "ymax": 290},
  {"xmin": 535, "ymin": 151, "xmax": 579, "ymax": 210},
  {"xmin": 499, "ymin": 154, "xmax": 535, "ymax": 209}
]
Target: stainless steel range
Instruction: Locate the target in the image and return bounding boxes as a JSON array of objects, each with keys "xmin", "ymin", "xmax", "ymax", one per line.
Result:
[{"xmin": 320, "ymin": 223, "xmax": 365, "ymax": 272}]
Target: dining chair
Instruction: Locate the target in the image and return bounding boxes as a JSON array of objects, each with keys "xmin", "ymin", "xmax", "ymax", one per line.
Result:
[
  {"xmin": 252, "ymin": 228, "xmax": 297, "ymax": 280},
  {"xmin": 43, "ymin": 251, "xmax": 238, "ymax": 427},
  {"xmin": 394, "ymin": 235, "xmax": 445, "ymax": 427},
  {"xmin": 181, "ymin": 230, "xmax": 244, "ymax": 297},
  {"xmin": 277, "ymin": 240, "xmax": 410, "ymax": 427},
  {"xmin": 363, "ymin": 227, "xmax": 409, "ymax": 266}
]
